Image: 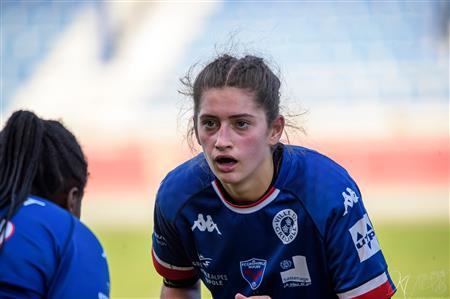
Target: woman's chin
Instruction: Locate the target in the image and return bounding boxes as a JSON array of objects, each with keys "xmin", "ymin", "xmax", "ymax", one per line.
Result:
[{"xmin": 215, "ymin": 172, "xmax": 241, "ymax": 185}]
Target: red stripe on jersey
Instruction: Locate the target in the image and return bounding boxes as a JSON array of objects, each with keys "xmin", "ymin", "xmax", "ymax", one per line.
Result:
[
  {"xmin": 351, "ymin": 280, "xmax": 396, "ymax": 299},
  {"xmin": 151, "ymin": 250, "xmax": 197, "ymax": 281}
]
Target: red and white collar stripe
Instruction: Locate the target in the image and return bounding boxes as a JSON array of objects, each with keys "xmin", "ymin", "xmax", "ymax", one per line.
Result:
[
  {"xmin": 337, "ymin": 272, "xmax": 396, "ymax": 299},
  {"xmin": 212, "ymin": 180, "xmax": 280, "ymax": 214}
]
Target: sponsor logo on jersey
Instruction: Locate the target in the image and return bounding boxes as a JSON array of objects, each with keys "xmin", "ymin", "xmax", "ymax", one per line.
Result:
[
  {"xmin": 240, "ymin": 258, "xmax": 267, "ymax": 290},
  {"xmin": 191, "ymin": 214, "xmax": 222, "ymax": 235},
  {"xmin": 342, "ymin": 187, "xmax": 359, "ymax": 216},
  {"xmin": 200, "ymin": 268, "xmax": 228, "ymax": 286},
  {"xmin": 279, "ymin": 255, "xmax": 312, "ymax": 288},
  {"xmin": 153, "ymin": 232, "xmax": 168, "ymax": 246},
  {"xmin": 0, "ymin": 219, "xmax": 14, "ymax": 245},
  {"xmin": 193, "ymin": 253, "xmax": 212, "ymax": 268},
  {"xmin": 199, "ymin": 254, "xmax": 212, "ymax": 267},
  {"xmin": 349, "ymin": 213, "xmax": 381, "ymax": 262},
  {"xmin": 280, "ymin": 259, "xmax": 292, "ymax": 270},
  {"xmin": 272, "ymin": 209, "xmax": 298, "ymax": 244}
]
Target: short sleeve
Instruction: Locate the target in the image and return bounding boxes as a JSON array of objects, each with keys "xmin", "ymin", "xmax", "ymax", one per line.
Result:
[
  {"xmin": 325, "ymin": 185, "xmax": 396, "ymax": 299},
  {"xmin": 152, "ymin": 201, "xmax": 198, "ymax": 281}
]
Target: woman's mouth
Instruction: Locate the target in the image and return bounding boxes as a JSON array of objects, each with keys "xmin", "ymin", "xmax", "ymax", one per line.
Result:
[{"xmin": 214, "ymin": 156, "xmax": 238, "ymax": 173}]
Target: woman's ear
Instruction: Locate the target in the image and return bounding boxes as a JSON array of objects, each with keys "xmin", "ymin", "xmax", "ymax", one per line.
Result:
[
  {"xmin": 66, "ymin": 187, "xmax": 82, "ymax": 219},
  {"xmin": 268, "ymin": 115, "xmax": 285, "ymax": 145}
]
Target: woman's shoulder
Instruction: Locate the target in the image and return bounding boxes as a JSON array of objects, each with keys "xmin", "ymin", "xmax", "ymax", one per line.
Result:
[
  {"xmin": 156, "ymin": 153, "xmax": 215, "ymax": 215},
  {"xmin": 283, "ymin": 144, "xmax": 352, "ymax": 183},
  {"xmin": 73, "ymin": 220, "xmax": 104, "ymax": 250},
  {"xmin": 14, "ymin": 196, "xmax": 75, "ymax": 228},
  {"xmin": 281, "ymin": 144, "xmax": 363, "ymax": 235},
  {"xmin": 8, "ymin": 196, "xmax": 77, "ymax": 248},
  {"xmin": 161, "ymin": 153, "xmax": 213, "ymax": 188}
]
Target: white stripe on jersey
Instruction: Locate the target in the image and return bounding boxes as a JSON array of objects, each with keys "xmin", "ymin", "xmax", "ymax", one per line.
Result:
[
  {"xmin": 212, "ymin": 181, "xmax": 280, "ymax": 214},
  {"xmin": 152, "ymin": 249, "xmax": 194, "ymax": 271},
  {"xmin": 337, "ymin": 272, "xmax": 388, "ymax": 299},
  {"xmin": 24, "ymin": 198, "xmax": 46, "ymax": 206}
]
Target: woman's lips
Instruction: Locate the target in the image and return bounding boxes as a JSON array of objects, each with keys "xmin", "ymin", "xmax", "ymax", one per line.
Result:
[{"xmin": 214, "ymin": 156, "xmax": 238, "ymax": 173}]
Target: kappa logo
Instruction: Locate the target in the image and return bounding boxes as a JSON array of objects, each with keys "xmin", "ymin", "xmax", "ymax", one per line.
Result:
[
  {"xmin": 191, "ymin": 214, "xmax": 222, "ymax": 235},
  {"xmin": 349, "ymin": 213, "xmax": 381, "ymax": 262},
  {"xmin": 280, "ymin": 255, "xmax": 312, "ymax": 287},
  {"xmin": 0, "ymin": 219, "xmax": 14, "ymax": 246},
  {"xmin": 272, "ymin": 209, "xmax": 298, "ymax": 244},
  {"xmin": 342, "ymin": 187, "xmax": 359, "ymax": 216},
  {"xmin": 240, "ymin": 258, "xmax": 267, "ymax": 290}
]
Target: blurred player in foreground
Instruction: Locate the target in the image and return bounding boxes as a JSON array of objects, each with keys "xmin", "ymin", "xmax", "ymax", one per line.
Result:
[
  {"xmin": 0, "ymin": 110, "xmax": 110, "ymax": 298},
  {"xmin": 151, "ymin": 54, "xmax": 396, "ymax": 299}
]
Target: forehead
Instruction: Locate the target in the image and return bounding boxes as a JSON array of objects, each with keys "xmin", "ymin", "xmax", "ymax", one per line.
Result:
[{"xmin": 199, "ymin": 87, "xmax": 263, "ymax": 117}]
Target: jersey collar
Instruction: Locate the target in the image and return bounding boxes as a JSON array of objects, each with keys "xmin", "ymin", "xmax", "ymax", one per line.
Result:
[
  {"xmin": 211, "ymin": 144, "xmax": 283, "ymax": 214},
  {"xmin": 211, "ymin": 180, "xmax": 280, "ymax": 214}
]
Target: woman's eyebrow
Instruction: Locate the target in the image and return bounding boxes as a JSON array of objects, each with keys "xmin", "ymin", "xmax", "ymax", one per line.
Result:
[
  {"xmin": 229, "ymin": 114, "xmax": 255, "ymax": 119},
  {"xmin": 198, "ymin": 113, "xmax": 255, "ymax": 119}
]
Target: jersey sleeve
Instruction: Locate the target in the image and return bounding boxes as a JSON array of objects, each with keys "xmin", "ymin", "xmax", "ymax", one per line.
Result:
[
  {"xmin": 47, "ymin": 220, "xmax": 110, "ymax": 299},
  {"xmin": 325, "ymin": 184, "xmax": 396, "ymax": 299},
  {"xmin": 152, "ymin": 201, "xmax": 198, "ymax": 281}
]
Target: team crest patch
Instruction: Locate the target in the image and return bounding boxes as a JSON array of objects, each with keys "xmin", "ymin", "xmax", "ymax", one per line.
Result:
[
  {"xmin": 240, "ymin": 258, "xmax": 267, "ymax": 290},
  {"xmin": 272, "ymin": 209, "xmax": 298, "ymax": 244}
]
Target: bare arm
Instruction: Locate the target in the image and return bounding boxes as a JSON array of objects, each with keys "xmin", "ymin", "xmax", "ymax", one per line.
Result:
[{"xmin": 160, "ymin": 280, "xmax": 201, "ymax": 299}]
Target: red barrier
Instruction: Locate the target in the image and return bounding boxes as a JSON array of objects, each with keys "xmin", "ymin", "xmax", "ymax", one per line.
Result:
[
  {"xmin": 311, "ymin": 137, "xmax": 449, "ymax": 187},
  {"xmin": 83, "ymin": 137, "xmax": 449, "ymax": 195}
]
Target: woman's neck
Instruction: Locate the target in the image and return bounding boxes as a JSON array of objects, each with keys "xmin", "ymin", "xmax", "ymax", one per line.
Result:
[{"xmin": 221, "ymin": 154, "xmax": 274, "ymax": 204}]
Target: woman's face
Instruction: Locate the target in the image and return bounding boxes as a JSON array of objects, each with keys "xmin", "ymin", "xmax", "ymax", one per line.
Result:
[{"xmin": 196, "ymin": 87, "xmax": 282, "ymax": 189}]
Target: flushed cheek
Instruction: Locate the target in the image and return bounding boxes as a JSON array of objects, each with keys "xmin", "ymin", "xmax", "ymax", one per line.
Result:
[
  {"xmin": 198, "ymin": 134, "xmax": 214, "ymax": 153},
  {"xmin": 237, "ymin": 135, "xmax": 268, "ymax": 166}
]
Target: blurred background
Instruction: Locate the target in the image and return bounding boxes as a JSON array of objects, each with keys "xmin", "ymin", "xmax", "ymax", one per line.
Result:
[{"xmin": 1, "ymin": 1, "xmax": 449, "ymax": 298}]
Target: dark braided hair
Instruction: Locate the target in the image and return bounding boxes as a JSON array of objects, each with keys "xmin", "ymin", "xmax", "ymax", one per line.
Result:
[{"xmin": 0, "ymin": 110, "xmax": 87, "ymax": 249}]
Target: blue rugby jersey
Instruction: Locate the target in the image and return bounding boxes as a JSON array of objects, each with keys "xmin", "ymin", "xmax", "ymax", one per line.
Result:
[
  {"xmin": 152, "ymin": 144, "xmax": 396, "ymax": 299},
  {"xmin": 0, "ymin": 195, "xmax": 110, "ymax": 299}
]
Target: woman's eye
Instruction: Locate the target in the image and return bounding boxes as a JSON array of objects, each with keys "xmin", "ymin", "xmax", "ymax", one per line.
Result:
[
  {"xmin": 235, "ymin": 120, "xmax": 249, "ymax": 129},
  {"xmin": 202, "ymin": 120, "xmax": 217, "ymax": 129}
]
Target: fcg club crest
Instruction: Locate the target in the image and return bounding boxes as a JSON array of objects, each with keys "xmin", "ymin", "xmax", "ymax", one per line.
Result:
[
  {"xmin": 240, "ymin": 258, "xmax": 267, "ymax": 290},
  {"xmin": 272, "ymin": 209, "xmax": 298, "ymax": 244}
]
